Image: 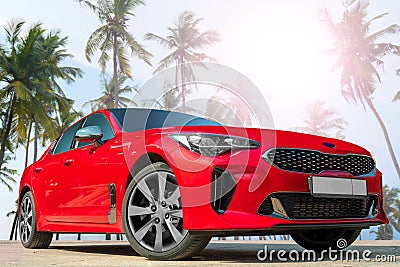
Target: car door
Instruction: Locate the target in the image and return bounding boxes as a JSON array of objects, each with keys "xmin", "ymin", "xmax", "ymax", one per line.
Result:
[
  {"xmin": 58, "ymin": 113, "xmax": 115, "ymax": 224},
  {"xmin": 35, "ymin": 120, "xmax": 83, "ymax": 222}
]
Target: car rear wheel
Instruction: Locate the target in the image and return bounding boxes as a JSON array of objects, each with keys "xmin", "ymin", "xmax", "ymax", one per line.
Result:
[
  {"xmin": 291, "ymin": 228, "xmax": 361, "ymax": 251},
  {"xmin": 123, "ymin": 162, "xmax": 211, "ymax": 260},
  {"xmin": 19, "ymin": 191, "xmax": 53, "ymax": 248}
]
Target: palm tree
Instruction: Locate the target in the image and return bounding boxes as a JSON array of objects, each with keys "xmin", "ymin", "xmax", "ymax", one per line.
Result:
[
  {"xmin": 0, "ymin": 20, "xmax": 82, "ymax": 172},
  {"xmin": 76, "ymin": 0, "xmax": 152, "ymax": 108},
  {"xmin": 83, "ymin": 73, "xmax": 137, "ymax": 111},
  {"xmin": 291, "ymin": 101, "xmax": 347, "ymax": 139},
  {"xmin": 322, "ymin": 0, "xmax": 400, "ymax": 178},
  {"xmin": 145, "ymin": 10, "xmax": 220, "ymax": 110}
]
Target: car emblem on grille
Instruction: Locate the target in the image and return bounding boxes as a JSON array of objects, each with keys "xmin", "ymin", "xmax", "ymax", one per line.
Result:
[{"xmin": 323, "ymin": 142, "xmax": 335, "ymax": 148}]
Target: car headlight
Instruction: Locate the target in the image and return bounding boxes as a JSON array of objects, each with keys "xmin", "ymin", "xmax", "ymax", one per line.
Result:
[{"xmin": 169, "ymin": 133, "xmax": 260, "ymax": 157}]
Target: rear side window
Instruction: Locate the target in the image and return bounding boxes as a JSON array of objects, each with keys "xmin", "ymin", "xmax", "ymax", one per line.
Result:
[{"xmin": 53, "ymin": 121, "xmax": 83, "ymax": 154}]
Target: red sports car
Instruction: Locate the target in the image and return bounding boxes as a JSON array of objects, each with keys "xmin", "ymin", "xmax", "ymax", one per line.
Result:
[{"xmin": 18, "ymin": 108, "xmax": 387, "ymax": 260}]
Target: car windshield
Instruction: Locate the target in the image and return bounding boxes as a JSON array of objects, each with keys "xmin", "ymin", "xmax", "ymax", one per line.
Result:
[{"xmin": 109, "ymin": 108, "xmax": 221, "ymax": 132}]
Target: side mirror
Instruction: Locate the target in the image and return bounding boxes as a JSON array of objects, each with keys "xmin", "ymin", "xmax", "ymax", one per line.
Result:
[{"xmin": 74, "ymin": 126, "xmax": 103, "ymax": 144}]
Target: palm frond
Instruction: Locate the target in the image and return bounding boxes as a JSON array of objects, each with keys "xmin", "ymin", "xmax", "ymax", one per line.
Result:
[
  {"xmin": 85, "ymin": 25, "xmax": 109, "ymax": 62},
  {"xmin": 115, "ymin": 25, "xmax": 152, "ymax": 65},
  {"xmin": 144, "ymin": 33, "xmax": 174, "ymax": 49}
]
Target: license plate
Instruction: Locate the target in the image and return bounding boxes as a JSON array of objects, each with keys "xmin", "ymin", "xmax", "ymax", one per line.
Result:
[{"xmin": 310, "ymin": 176, "xmax": 367, "ymax": 197}]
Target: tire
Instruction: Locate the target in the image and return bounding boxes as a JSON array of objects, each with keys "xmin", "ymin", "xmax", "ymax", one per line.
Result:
[
  {"xmin": 291, "ymin": 228, "xmax": 361, "ymax": 251},
  {"xmin": 123, "ymin": 162, "xmax": 211, "ymax": 260},
  {"xmin": 19, "ymin": 191, "xmax": 53, "ymax": 248}
]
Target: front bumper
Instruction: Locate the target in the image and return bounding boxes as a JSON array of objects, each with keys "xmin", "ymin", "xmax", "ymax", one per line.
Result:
[{"xmin": 167, "ymin": 144, "xmax": 388, "ymax": 232}]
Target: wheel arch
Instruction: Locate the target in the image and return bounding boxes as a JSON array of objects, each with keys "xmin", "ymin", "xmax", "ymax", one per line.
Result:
[
  {"xmin": 125, "ymin": 152, "xmax": 169, "ymax": 191},
  {"xmin": 18, "ymin": 185, "xmax": 32, "ymax": 211}
]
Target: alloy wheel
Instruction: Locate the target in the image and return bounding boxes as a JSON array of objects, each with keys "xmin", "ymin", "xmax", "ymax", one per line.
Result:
[
  {"xmin": 127, "ymin": 171, "xmax": 188, "ymax": 252},
  {"xmin": 20, "ymin": 196, "xmax": 33, "ymax": 243}
]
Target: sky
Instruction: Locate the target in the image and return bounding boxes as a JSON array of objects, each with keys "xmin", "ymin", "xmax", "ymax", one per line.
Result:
[{"xmin": 0, "ymin": 0, "xmax": 400, "ymax": 240}]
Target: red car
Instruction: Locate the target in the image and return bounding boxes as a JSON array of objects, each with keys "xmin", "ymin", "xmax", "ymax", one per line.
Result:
[{"xmin": 18, "ymin": 108, "xmax": 387, "ymax": 260}]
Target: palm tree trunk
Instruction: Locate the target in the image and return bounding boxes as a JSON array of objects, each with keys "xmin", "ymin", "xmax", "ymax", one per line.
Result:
[
  {"xmin": 365, "ymin": 98, "xmax": 400, "ymax": 178},
  {"xmin": 9, "ymin": 213, "xmax": 18, "ymax": 240},
  {"xmin": 113, "ymin": 33, "xmax": 119, "ymax": 108},
  {"xmin": 33, "ymin": 118, "xmax": 38, "ymax": 162},
  {"xmin": 178, "ymin": 55, "xmax": 186, "ymax": 112},
  {"xmin": 14, "ymin": 218, "xmax": 18, "ymax": 240},
  {"xmin": 24, "ymin": 121, "xmax": 33, "ymax": 169},
  {"xmin": 0, "ymin": 98, "xmax": 14, "ymax": 172},
  {"xmin": 180, "ymin": 66, "xmax": 186, "ymax": 112}
]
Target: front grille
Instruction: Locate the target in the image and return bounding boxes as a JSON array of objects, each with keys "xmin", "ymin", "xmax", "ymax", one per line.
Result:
[
  {"xmin": 258, "ymin": 193, "xmax": 377, "ymax": 219},
  {"xmin": 263, "ymin": 148, "xmax": 375, "ymax": 176}
]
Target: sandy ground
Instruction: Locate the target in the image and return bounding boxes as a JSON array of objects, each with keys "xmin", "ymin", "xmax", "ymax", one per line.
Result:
[{"xmin": 0, "ymin": 240, "xmax": 399, "ymax": 266}]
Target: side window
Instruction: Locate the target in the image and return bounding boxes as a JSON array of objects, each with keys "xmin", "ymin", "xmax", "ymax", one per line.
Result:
[
  {"xmin": 77, "ymin": 113, "xmax": 114, "ymax": 148},
  {"xmin": 53, "ymin": 121, "xmax": 82, "ymax": 154}
]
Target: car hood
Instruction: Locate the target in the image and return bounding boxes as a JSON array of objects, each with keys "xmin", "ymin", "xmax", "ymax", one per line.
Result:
[{"xmin": 135, "ymin": 126, "xmax": 373, "ymax": 157}]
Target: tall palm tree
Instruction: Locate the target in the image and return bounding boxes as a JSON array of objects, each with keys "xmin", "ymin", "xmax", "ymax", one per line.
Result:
[
  {"xmin": 83, "ymin": 73, "xmax": 136, "ymax": 111},
  {"xmin": 76, "ymin": 0, "xmax": 152, "ymax": 107},
  {"xmin": 0, "ymin": 20, "xmax": 82, "ymax": 172},
  {"xmin": 322, "ymin": 0, "xmax": 400, "ymax": 178},
  {"xmin": 291, "ymin": 101, "xmax": 347, "ymax": 139},
  {"xmin": 145, "ymin": 10, "xmax": 220, "ymax": 110}
]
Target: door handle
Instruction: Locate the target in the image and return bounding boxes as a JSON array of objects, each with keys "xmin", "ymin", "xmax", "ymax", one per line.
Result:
[
  {"xmin": 64, "ymin": 159, "xmax": 74, "ymax": 166},
  {"xmin": 34, "ymin": 168, "xmax": 42, "ymax": 173}
]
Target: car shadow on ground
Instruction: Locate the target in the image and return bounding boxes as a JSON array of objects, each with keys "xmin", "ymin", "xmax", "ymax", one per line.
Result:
[
  {"xmin": 50, "ymin": 244, "xmax": 139, "ymax": 256},
  {"xmin": 50, "ymin": 242, "xmax": 400, "ymax": 263}
]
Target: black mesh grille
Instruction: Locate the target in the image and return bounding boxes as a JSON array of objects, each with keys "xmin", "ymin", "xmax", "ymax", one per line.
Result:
[
  {"xmin": 258, "ymin": 193, "xmax": 377, "ymax": 219},
  {"xmin": 264, "ymin": 148, "xmax": 375, "ymax": 176}
]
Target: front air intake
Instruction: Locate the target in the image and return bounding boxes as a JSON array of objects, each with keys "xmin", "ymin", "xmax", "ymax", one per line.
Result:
[
  {"xmin": 211, "ymin": 168, "xmax": 236, "ymax": 214},
  {"xmin": 258, "ymin": 193, "xmax": 377, "ymax": 219}
]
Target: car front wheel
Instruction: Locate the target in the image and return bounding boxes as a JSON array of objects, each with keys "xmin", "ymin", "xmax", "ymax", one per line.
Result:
[
  {"xmin": 291, "ymin": 228, "xmax": 361, "ymax": 251},
  {"xmin": 122, "ymin": 162, "xmax": 211, "ymax": 260}
]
